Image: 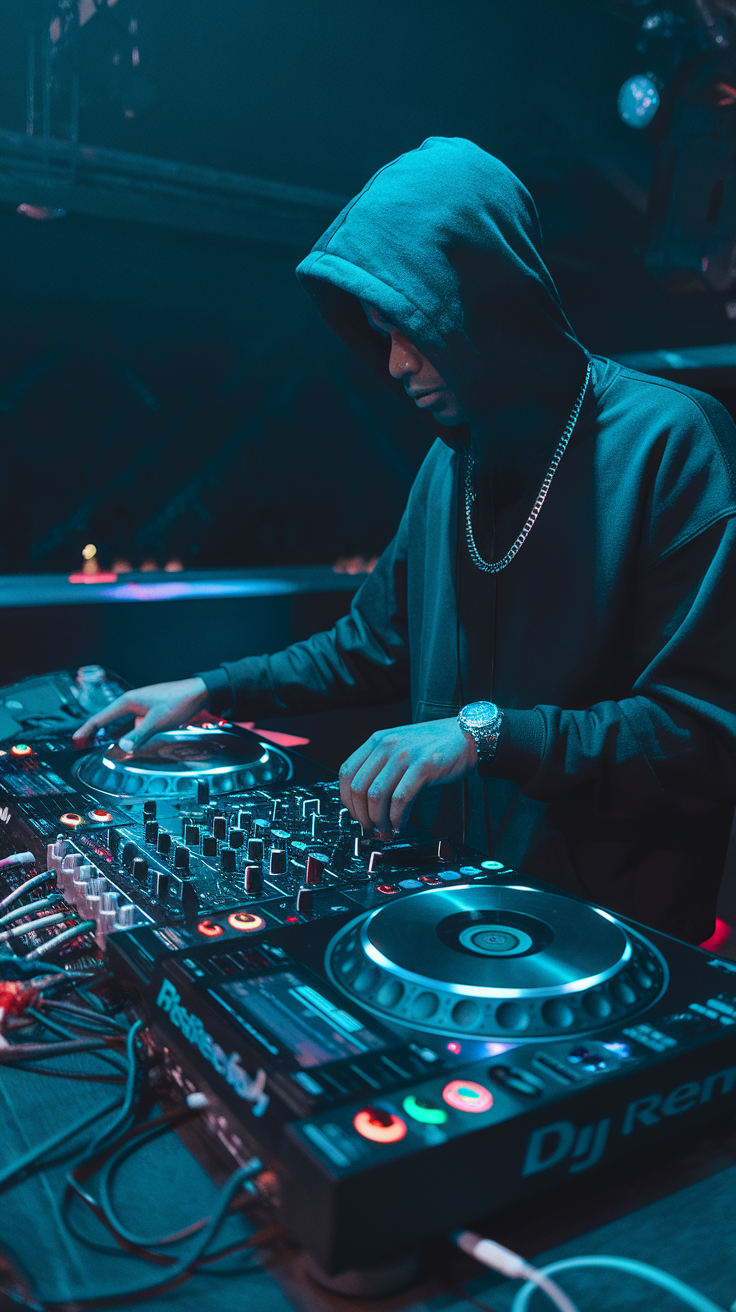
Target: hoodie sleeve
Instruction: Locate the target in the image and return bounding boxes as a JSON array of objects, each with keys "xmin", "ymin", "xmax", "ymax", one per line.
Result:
[
  {"xmin": 493, "ymin": 514, "xmax": 736, "ymax": 817},
  {"xmin": 198, "ymin": 519, "xmax": 411, "ymax": 721}
]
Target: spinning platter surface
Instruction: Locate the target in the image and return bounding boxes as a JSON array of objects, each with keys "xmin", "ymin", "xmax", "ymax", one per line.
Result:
[
  {"xmin": 326, "ymin": 885, "xmax": 668, "ymax": 1041},
  {"xmin": 73, "ymin": 726, "xmax": 291, "ymax": 798}
]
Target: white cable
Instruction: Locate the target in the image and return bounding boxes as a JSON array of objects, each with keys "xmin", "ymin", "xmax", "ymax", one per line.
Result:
[
  {"xmin": 0, "ymin": 851, "xmax": 35, "ymax": 871},
  {"xmin": 0, "ymin": 869, "xmax": 53, "ymax": 910},
  {"xmin": 0, "ymin": 894, "xmax": 63, "ymax": 926},
  {"xmin": 510, "ymin": 1256, "xmax": 728, "ymax": 1312},
  {"xmin": 453, "ymin": 1231, "xmax": 579, "ymax": 1312},
  {"xmin": 24, "ymin": 918, "xmax": 96, "ymax": 959},
  {"xmin": 0, "ymin": 912, "xmax": 67, "ymax": 943}
]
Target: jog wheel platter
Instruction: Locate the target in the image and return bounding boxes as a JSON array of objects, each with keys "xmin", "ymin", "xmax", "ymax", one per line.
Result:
[
  {"xmin": 326, "ymin": 885, "xmax": 668, "ymax": 1041},
  {"xmin": 73, "ymin": 725, "xmax": 291, "ymax": 799}
]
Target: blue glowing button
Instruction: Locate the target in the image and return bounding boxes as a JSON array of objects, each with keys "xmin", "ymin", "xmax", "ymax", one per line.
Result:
[
  {"xmin": 353, "ymin": 1107, "xmax": 407, "ymax": 1144},
  {"xmin": 442, "ymin": 1079, "xmax": 494, "ymax": 1113},
  {"xmin": 398, "ymin": 879, "xmax": 423, "ymax": 889},
  {"xmin": 480, "ymin": 860, "xmax": 505, "ymax": 871},
  {"xmin": 402, "ymin": 1094, "xmax": 448, "ymax": 1125},
  {"xmin": 439, "ymin": 871, "xmax": 461, "ymax": 881}
]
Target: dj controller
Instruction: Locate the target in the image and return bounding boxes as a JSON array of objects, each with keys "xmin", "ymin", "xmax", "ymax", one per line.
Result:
[{"xmin": 2, "ymin": 669, "xmax": 736, "ymax": 1280}]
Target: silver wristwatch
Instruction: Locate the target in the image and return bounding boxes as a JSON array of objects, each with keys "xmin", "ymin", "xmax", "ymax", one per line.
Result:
[{"xmin": 458, "ymin": 700, "xmax": 504, "ymax": 775}]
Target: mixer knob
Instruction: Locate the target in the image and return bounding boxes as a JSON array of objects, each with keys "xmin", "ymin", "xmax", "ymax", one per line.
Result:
[
  {"xmin": 296, "ymin": 886, "xmax": 313, "ymax": 913},
  {"xmin": 269, "ymin": 848, "xmax": 287, "ymax": 875},
  {"xmin": 184, "ymin": 824, "xmax": 200, "ymax": 848},
  {"xmin": 338, "ymin": 807, "xmax": 351, "ymax": 829},
  {"xmin": 156, "ymin": 871, "xmax": 170, "ymax": 899},
  {"xmin": 253, "ymin": 818, "xmax": 270, "ymax": 839},
  {"xmin": 132, "ymin": 857, "xmax": 148, "ymax": 884},
  {"xmin": 173, "ymin": 845, "xmax": 190, "ymax": 872},
  {"xmin": 237, "ymin": 810, "xmax": 254, "ymax": 835},
  {"xmin": 306, "ymin": 854, "xmax": 326, "ymax": 885},
  {"xmin": 196, "ymin": 779, "xmax": 210, "ymax": 805},
  {"xmin": 329, "ymin": 844, "xmax": 347, "ymax": 873},
  {"xmin": 145, "ymin": 820, "xmax": 159, "ymax": 846},
  {"xmin": 271, "ymin": 828, "xmax": 291, "ymax": 849},
  {"xmin": 201, "ymin": 834, "xmax": 218, "ymax": 858},
  {"xmin": 212, "ymin": 816, "xmax": 228, "ymax": 841},
  {"xmin": 311, "ymin": 813, "xmax": 329, "ymax": 840},
  {"xmin": 181, "ymin": 877, "xmax": 199, "ymax": 927},
  {"xmin": 143, "ymin": 800, "xmax": 157, "ymax": 819},
  {"xmin": 247, "ymin": 837, "xmax": 264, "ymax": 863},
  {"xmin": 221, "ymin": 847, "xmax": 237, "ymax": 873},
  {"xmin": 244, "ymin": 865, "xmax": 262, "ymax": 894},
  {"xmin": 121, "ymin": 842, "xmax": 138, "ymax": 869},
  {"xmin": 229, "ymin": 827, "xmax": 244, "ymax": 849}
]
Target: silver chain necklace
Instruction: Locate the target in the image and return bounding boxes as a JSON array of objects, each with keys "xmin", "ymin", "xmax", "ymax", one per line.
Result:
[{"xmin": 464, "ymin": 360, "xmax": 592, "ymax": 574}]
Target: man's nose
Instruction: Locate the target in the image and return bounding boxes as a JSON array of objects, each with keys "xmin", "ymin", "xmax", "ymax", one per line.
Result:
[{"xmin": 388, "ymin": 333, "xmax": 421, "ymax": 379}]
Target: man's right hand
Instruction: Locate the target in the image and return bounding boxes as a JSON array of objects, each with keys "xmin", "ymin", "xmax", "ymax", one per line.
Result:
[{"xmin": 72, "ymin": 677, "xmax": 210, "ymax": 754}]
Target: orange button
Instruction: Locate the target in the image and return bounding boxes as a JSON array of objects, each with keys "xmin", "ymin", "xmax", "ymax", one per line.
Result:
[
  {"xmin": 442, "ymin": 1079, "xmax": 493, "ymax": 1113},
  {"xmin": 89, "ymin": 808, "xmax": 113, "ymax": 823},
  {"xmin": 11, "ymin": 744, "xmax": 32, "ymax": 757},
  {"xmin": 60, "ymin": 812, "xmax": 83, "ymax": 827},
  {"xmin": 197, "ymin": 920, "xmax": 223, "ymax": 937},
  {"xmin": 227, "ymin": 911, "xmax": 265, "ymax": 932},
  {"xmin": 353, "ymin": 1108, "xmax": 407, "ymax": 1144},
  {"xmin": 376, "ymin": 884, "xmax": 400, "ymax": 895}
]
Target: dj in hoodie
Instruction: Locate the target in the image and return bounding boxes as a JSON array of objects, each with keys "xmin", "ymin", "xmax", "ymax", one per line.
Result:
[{"xmin": 75, "ymin": 138, "xmax": 736, "ymax": 944}]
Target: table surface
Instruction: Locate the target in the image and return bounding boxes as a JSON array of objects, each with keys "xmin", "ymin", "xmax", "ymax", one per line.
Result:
[{"xmin": 2, "ymin": 1042, "xmax": 736, "ymax": 1312}]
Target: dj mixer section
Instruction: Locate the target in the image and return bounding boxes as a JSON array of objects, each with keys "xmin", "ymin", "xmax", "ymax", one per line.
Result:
[{"xmin": 1, "ymin": 670, "xmax": 736, "ymax": 1279}]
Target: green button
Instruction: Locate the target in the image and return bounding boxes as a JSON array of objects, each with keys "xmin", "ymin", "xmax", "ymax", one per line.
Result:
[{"xmin": 402, "ymin": 1094, "xmax": 448, "ymax": 1125}]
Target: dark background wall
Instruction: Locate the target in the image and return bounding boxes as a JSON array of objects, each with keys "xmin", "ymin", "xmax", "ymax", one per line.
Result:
[{"xmin": 1, "ymin": 0, "xmax": 735, "ymax": 577}]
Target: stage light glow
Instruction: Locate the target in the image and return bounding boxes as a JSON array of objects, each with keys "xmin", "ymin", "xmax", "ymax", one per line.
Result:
[{"xmin": 618, "ymin": 74, "xmax": 660, "ymax": 128}]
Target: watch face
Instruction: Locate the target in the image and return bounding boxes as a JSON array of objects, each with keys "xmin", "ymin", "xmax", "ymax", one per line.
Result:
[{"xmin": 462, "ymin": 701, "xmax": 498, "ymax": 729}]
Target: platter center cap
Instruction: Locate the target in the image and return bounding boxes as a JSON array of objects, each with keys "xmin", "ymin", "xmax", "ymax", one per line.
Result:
[{"xmin": 458, "ymin": 924, "xmax": 533, "ymax": 956}]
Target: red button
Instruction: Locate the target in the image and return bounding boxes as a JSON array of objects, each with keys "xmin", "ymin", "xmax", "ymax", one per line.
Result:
[
  {"xmin": 60, "ymin": 812, "xmax": 83, "ymax": 827},
  {"xmin": 11, "ymin": 744, "xmax": 32, "ymax": 757},
  {"xmin": 442, "ymin": 1079, "xmax": 493, "ymax": 1113},
  {"xmin": 89, "ymin": 808, "xmax": 113, "ymax": 823},
  {"xmin": 197, "ymin": 920, "xmax": 223, "ymax": 937},
  {"xmin": 227, "ymin": 911, "xmax": 265, "ymax": 932},
  {"xmin": 376, "ymin": 884, "xmax": 400, "ymax": 895},
  {"xmin": 353, "ymin": 1108, "xmax": 407, "ymax": 1144}
]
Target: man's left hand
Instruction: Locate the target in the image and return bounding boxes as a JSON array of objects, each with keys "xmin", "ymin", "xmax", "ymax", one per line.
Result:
[{"xmin": 339, "ymin": 718, "xmax": 478, "ymax": 839}]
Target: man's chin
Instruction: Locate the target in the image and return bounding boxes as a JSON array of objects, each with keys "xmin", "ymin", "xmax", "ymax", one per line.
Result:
[{"xmin": 432, "ymin": 408, "xmax": 467, "ymax": 427}]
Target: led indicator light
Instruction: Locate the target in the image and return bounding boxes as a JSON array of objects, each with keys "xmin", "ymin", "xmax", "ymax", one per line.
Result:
[
  {"xmin": 442, "ymin": 1079, "xmax": 494, "ymax": 1113},
  {"xmin": 89, "ymin": 808, "xmax": 113, "ymax": 822},
  {"xmin": 227, "ymin": 911, "xmax": 265, "ymax": 932},
  {"xmin": 11, "ymin": 744, "xmax": 32, "ymax": 757},
  {"xmin": 447, "ymin": 1041, "xmax": 462, "ymax": 1055},
  {"xmin": 60, "ymin": 812, "xmax": 83, "ymax": 827},
  {"xmin": 353, "ymin": 1108, "xmax": 407, "ymax": 1144},
  {"xmin": 481, "ymin": 860, "xmax": 505, "ymax": 870},
  {"xmin": 197, "ymin": 919, "xmax": 223, "ymax": 937},
  {"xmin": 376, "ymin": 883, "xmax": 400, "ymax": 895},
  {"xmin": 402, "ymin": 1094, "xmax": 448, "ymax": 1125}
]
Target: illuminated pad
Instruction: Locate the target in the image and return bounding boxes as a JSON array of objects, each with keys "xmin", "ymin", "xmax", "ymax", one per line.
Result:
[
  {"xmin": 227, "ymin": 911, "xmax": 265, "ymax": 932},
  {"xmin": 59, "ymin": 812, "xmax": 83, "ymax": 827},
  {"xmin": 197, "ymin": 920, "xmax": 223, "ymax": 937},
  {"xmin": 442, "ymin": 1079, "xmax": 494, "ymax": 1113},
  {"xmin": 402, "ymin": 1094, "xmax": 448, "ymax": 1125},
  {"xmin": 11, "ymin": 744, "xmax": 32, "ymax": 757},
  {"xmin": 353, "ymin": 1107, "xmax": 407, "ymax": 1144},
  {"xmin": 376, "ymin": 884, "xmax": 400, "ymax": 895},
  {"xmin": 89, "ymin": 808, "xmax": 113, "ymax": 823}
]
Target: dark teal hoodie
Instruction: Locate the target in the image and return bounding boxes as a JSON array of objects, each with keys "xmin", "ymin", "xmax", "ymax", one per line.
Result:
[{"xmin": 201, "ymin": 137, "xmax": 736, "ymax": 943}]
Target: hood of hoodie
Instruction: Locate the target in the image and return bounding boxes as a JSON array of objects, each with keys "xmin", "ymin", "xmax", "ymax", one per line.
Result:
[{"xmin": 296, "ymin": 136, "xmax": 589, "ymax": 510}]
